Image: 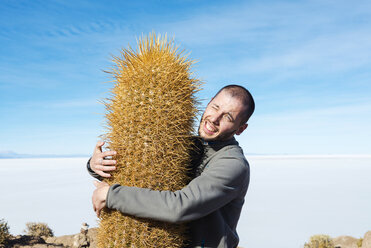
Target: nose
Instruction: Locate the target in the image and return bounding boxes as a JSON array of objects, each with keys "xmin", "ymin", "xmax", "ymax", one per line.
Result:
[{"xmin": 209, "ymin": 112, "xmax": 222, "ymax": 125}]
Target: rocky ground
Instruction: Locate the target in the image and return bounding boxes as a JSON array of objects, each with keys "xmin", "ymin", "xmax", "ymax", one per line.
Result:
[
  {"xmin": 4, "ymin": 228, "xmax": 97, "ymax": 248},
  {"xmin": 3, "ymin": 228, "xmax": 371, "ymax": 248},
  {"xmin": 333, "ymin": 231, "xmax": 371, "ymax": 248}
]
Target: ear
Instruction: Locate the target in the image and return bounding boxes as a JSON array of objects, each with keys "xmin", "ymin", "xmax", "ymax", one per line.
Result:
[{"xmin": 235, "ymin": 123, "xmax": 248, "ymax": 135}]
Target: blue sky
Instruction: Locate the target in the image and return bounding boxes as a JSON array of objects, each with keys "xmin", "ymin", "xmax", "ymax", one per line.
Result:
[{"xmin": 0, "ymin": 0, "xmax": 370, "ymax": 156}]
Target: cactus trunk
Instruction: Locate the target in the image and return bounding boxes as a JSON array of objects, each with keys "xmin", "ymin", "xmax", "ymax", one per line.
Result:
[{"xmin": 97, "ymin": 33, "xmax": 201, "ymax": 248}]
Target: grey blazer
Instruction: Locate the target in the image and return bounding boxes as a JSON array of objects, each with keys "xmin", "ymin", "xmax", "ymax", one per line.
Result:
[{"xmin": 88, "ymin": 137, "xmax": 250, "ymax": 248}]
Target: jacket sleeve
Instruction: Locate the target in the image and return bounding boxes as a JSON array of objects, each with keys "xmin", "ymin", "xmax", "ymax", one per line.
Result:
[{"xmin": 106, "ymin": 156, "xmax": 249, "ymax": 224}]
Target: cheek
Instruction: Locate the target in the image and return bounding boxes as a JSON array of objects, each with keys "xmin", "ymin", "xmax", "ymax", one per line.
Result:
[
  {"xmin": 220, "ymin": 122, "xmax": 236, "ymax": 132},
  {"xmin": 202, "ymin": 110, "xmax": 212, "ymax": 119}
]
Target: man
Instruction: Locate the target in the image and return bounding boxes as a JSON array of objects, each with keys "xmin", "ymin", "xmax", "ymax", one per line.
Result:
[{"xmin": 88, "ymin": 84, "xmax": 255, "ymax": 248}]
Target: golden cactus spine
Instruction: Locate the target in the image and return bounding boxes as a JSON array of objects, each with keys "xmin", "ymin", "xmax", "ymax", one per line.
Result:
[{"xmin": 98, "ymin": 33, "xmax": 201, "ymax": 248}]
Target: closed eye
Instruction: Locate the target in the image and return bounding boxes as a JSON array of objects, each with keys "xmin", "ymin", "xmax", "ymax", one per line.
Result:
[{"xmin": 224, "ymin": 114, "xmax": 233, "ymax": 122}]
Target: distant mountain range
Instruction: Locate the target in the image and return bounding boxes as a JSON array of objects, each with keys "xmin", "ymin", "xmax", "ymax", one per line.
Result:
[{"xmin": 0, "ymin": 151, "xmax": 89, "ymax": 159}]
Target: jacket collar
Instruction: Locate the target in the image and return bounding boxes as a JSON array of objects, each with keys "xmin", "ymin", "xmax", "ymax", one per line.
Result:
[{"xmin": 202, "ymin": 137, "xmax": 238, "ymax": 151}]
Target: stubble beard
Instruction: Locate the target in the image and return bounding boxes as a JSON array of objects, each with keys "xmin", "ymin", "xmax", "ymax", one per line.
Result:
[{"xmin": 198, "ymin": 116, "xmax": 237, "ymax": 142}]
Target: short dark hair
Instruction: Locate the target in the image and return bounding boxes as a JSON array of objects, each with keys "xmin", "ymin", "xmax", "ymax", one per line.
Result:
[{"xmin": 213, "ymin": 84, "xmax": 255, "ymax": 124}]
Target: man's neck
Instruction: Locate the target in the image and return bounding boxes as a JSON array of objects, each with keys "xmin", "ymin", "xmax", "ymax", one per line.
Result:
[{"xmin": 202, "ymin": 137, "xmax": 237, "ymax": 148}]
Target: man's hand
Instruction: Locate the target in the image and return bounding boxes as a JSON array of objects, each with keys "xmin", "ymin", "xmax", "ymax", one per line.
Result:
[
  {"xmin": 92, "ymin": 181, "xmax": 110, "ymax": 217},
  {"xmin": 91, "ymin": 141, "xmax": 117, "ymax": 178}
]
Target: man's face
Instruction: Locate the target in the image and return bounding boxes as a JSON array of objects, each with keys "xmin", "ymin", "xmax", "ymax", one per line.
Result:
[{"xmin": 198, "ymin": 90, "xmax": 248, "ymax": 141}]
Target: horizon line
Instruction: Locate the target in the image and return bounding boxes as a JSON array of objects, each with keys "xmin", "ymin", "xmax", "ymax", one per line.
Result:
[{"xmin": 1, "ymin": 153, "xmax": 371, "ymax": 159}]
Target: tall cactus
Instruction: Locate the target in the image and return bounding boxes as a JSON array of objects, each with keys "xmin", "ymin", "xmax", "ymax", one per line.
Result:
[{"xmin": 97, "ymin": 33, "xmax": 201, "ymax": 247}]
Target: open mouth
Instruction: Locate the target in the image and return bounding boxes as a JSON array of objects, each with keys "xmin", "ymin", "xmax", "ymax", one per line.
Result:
[{"xmin": 203, "ymin": 120, "xmax": 218, "ymax": 135}]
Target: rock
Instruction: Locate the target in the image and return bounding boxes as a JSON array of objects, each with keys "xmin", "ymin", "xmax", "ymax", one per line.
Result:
[
  {"xmin": 362, "ymin": 231, "xmax": 371, "ymax": 248},
  {"xmin": 42, "ymin": 226, "xmax": 98, "ymax": 248},
  {"xmin": 86, "ymin": 228, "xmax": 97, "ymax": 248},
  {"xmin": 333, "ymin": 235, "xmax": 358, "ymax": 248},
  {"xmin": 42, "ymin": 224, "xmax": 98, "ymax": 248},
  {"xmin": 71, "ymin": 223, "xmax": 92, "ymax": 248},
  {"xmin": 20, "ymin": 245, "xmax": 51, "ymax": 248},
  {"xmin": 80, "ymin": 224, "xmax": 89, "ymax": 235},
  {"xmin": 72, "ymin": 233, "xmax": 89, "ymax": 248},
  {"xmin": 7, "ymin": 235, "xmax": 46, "ymax": 247},
  {"xmin": 3, "ymin": 222, "xmax": 99, "ymax": 247},
  {"xmin": 45, "ymin": 234, "xmax": 74, "ymax": 247}
]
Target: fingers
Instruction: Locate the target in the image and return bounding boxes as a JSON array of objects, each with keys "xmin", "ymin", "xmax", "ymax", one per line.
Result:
[
  {"xmin": 95, "ymin": 141, "xmax": 105, "ymax": 153},
  {"xmin": 100, "ymin": 159, "xmax": 117, "ymax": 165},
  {"xmin": 92, "ymin": 183, "xmax": 109, "ymax": 217},
  {"xmin": 91, "ymin": 163, "xmax": 116, "ymax": 178},
  {"xmin": 101, "ymin": 150, "xmax": 117, "ymax": 157},
  {"xmin": 97, "ymin": 170, "xmax": 113, "ymax": 178},
  {"xmin": 94, "ymin": 164, "xmax": 116, "ymax": 178},
  {"xmin": 92, "ymin": 191, "xmax": 97, "ymax": 214},
  {"xmin": 91, "ymin": 143, "xmax": 117, "ymax": 177},
  {"xmin": 96, "ymin": 207, "xmax": 103, "ymax": 218},
  {"xmin": 92, "ymin": 196, "xmax": 101, "ymax": 217},
  {"xmin": 91, "ymin": 153, "xmax": 117, "ymax": 168},
  {"xmin": 93, "ymin": 151, "xmax": 117, "ymax": 164},
  {"xmin": 97, "ymin": 165, "xmax": 116, "ymax": 171},
  {"xmin": 94, "ymin": 142, "xmax": 117, "ymax": 158}
]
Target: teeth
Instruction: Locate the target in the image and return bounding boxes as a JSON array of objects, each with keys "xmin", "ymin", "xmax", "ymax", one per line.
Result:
[{"xmin": 206, "ymin": 121, "xmax": 216, "ymax": 132}]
